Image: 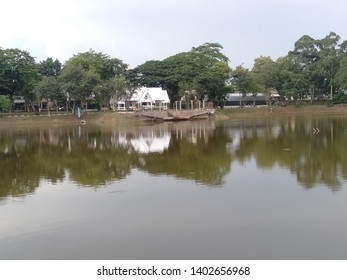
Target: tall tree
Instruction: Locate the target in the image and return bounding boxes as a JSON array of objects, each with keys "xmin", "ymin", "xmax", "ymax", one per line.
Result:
[
  {"xmin": 37, "ymin": 58, "xmax": 62, "ymax": 77},
  {"xmin": 132, "ymin": 42, "xmax": 230, "ymax": 104},
  {"xmin": 0, "ymin": 48, "xmax": 38, "ymax": 109},
  {"xmin": 252, "ymin": 56, "xmax": 276, "ymax": 93},
  {"xmin": 128, "ymin": 60, "xmax": 164, "ymax": 87},
  {"xmin": 94, "ymin": 76, "xmax": 131, "ymax": 109},
  {"xmin": 334, "ymin": 54, "xmax": 347, "ymax": 94},
  {"xmin": 59, "ymin": 64, "xmax": 100, "ymax": 110},
  {"xmin": 288, "ymin": 32, "xmax": 343, "ymax": 100},
  {"xmin": 231, "ymin": 65, "xmax": 258, "ymax": 94},
  {"xmin": 35, "ymin": 76, "xmax": 63, "ymax": 112},
  {"xmin": 66, "ymin": 49, "xmax": 128, "ymax": 79},
  {"xmin": 274, "ymin": 56, "xmax": 309, "ymax": 102},
  {"xmin": 60, "ymin": 50, "xmax": 128, "ymax": 110},
  {"xmin": 315, "ymin": 32, "xmax": 341, "ymax": 99}
]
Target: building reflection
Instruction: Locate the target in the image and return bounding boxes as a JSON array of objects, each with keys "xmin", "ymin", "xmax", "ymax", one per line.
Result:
[{"xmin": 1, "ymin": 116, "xmax": 347, "ymax": 198}]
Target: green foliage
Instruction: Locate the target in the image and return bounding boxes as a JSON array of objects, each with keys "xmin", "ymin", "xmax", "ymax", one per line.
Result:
[
  {"xmin": 35, "ymin": 76, "xmax": 63, "ymax": 108},
  {"xmin": 128, "ymin": 60, "xmax": 164, "ymax": 87},
  {"xmin": 332, "ymin": 90, "xmax": 347, "ymax": 103},
  {"xmin": 132, "ymin": 42, "xmax": 230, "ymax": 103},
  {"xmin": 94, "ymin": 76, "xmax": 131, "ymax": 107},
  {"xmin": 0, "ymin": 48, "xmax": 38, "ymax": 102},
  {"xmin": 251, "ymin": 56, "xmax": 276, "ymax": 93},
  {"xmin": 231, "ymin": 65, "xmax": 259, "ymax": 94},
  {"xmin": 37, "ymin": 57, "xmax": 62, "ymax": 77},
  {"xmin": 3, "ymin": 32, "xmax": 347, "ymax": 109},
  {"xmin": 287, "ymin": 32, "xmax": 345, "ymax": 100},
  {"xmin": 66, "ymin": 49, "xmax": 128, "ymax": 80},
  {"xmin": 335, "ymin": 55, "xmax": 347, "ymax": 90},
  {"xmin": 59, "ymin": 64, "xmax": 100, "ymax": 108},
  {"xmin": 274, "ymin": 56, "xmax": 309, "ymax": 101},
  {"xmin": 58, "ymin": 49, "xmax": 128, "ymax": 109},
  {"xmin": 0, "ymin": 95, "xmax": 11, "ymax": 113}
]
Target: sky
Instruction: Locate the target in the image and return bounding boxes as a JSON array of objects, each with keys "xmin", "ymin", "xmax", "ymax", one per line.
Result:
[{"xmin": 1, "ymin": 0, "xmax": 347, "ymax": 69}]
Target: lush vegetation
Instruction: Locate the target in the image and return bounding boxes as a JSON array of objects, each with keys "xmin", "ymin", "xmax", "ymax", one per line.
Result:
[{"xmin": 2, "ymin": 32, "xmax": 347, "ymax": 111}]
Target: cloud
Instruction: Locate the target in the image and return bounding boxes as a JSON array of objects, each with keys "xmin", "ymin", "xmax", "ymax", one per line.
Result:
[{"xmin": 1, "ymin": 0, "xmax": 347, "ymax": 69}]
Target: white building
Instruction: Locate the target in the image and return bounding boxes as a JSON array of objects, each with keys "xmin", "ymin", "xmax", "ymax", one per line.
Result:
[{"xmin": 115, "ymin": 87, "xmax": 170, "ymax": 111}]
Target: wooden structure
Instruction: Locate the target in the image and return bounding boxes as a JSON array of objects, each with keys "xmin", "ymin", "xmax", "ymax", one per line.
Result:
[{"xmin": 137, "ymin": 109, "xmax": 215, "ymax": 121}]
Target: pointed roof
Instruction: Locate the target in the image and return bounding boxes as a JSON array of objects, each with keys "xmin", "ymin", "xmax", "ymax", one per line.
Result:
[{"xmin": 130, "ymin": 87, "xmax": 170, "ymax": 103}]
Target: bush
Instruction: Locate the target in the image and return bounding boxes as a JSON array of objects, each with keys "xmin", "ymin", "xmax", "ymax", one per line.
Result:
[
  {"xmin": 332, "ymin": 90, "xmax": 347, "ymax": 103},
  {"xmin": 0, "ymin": 96, "xmax": 11, "ymax": 113}
]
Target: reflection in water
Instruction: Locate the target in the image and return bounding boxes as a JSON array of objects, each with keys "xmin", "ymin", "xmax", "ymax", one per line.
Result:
[
  {"xmin": 226, "ymin": 116, "xmax": 347, "ymax": 191},
  {"xmin": 1, "ymin": 116, "xmax": 347, "ymax": 199},
  {"xmin": 0, "ymin": 121, "xmax": 231, "ymax": 198},
  {"xmin": 1, "ymin": 117, "xmax": 347, "ymax": 260}
]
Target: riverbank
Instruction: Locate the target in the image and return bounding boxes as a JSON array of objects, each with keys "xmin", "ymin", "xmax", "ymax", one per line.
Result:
[
  {"xmin": 1, "ymin": 105, "xmax": 347, "ymax": 127},
  {"xmin": 0, "ymin": 111, "xmax": 138, "ymax": 128},
  {"xmin": 214, "ymin": 104, "xmax": 347, "ymax": 120}
]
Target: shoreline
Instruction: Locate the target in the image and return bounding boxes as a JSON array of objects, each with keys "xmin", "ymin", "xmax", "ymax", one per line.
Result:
[
  {"xmin": 214, "ymin": 104, "xmax": 347, "ymax": 120},
  {"xmin": 1, "ymin": 105, "xmax": 347, "ymax": 127}
]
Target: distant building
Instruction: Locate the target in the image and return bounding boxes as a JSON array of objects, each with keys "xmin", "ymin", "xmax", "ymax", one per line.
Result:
[
  {"xmin": 224, "ymin": 93, "xmax": 267, "ymax": 107},
  {"xmin": 112, "ymin": 87, "xmax": 170, "ymax": 111},
  {"xmin": 13, "ymin": 96, "xmax": 26, "ymax": 111}
]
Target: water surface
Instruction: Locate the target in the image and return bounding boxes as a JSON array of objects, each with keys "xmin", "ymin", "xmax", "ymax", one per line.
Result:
[{"xmin": 1, "ymin": 116, "xmax": 347, "ymax": 259}]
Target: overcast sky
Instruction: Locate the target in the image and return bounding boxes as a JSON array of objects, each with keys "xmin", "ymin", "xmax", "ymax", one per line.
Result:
[{"xmin": 1, "ymin": 0, "xmax": 347, "ymax": 69}]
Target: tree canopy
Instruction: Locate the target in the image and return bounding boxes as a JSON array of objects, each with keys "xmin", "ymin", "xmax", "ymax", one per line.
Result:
[
  {"xmin": 3, "ymin": 33, "xmax": 347, "ymax": 111},
  {"xmin": 131, "ymin": 42, "xmax": 230, "ymax": 104},
  {"xmin": 0, "ymin": 48, "xmax": 38, "ymax": 103}
]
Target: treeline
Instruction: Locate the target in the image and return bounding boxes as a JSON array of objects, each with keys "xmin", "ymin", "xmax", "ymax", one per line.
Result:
[{"xmin": 1, "ymin": 31, "xmax": 347, "ymax": 112}]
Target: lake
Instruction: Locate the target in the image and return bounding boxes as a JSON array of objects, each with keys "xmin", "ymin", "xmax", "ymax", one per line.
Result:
[{"xmin": 1, "ymin": 115, "xmax": 347, "ymax": 259}]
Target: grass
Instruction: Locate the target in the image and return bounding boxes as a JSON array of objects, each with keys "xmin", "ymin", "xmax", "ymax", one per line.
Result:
[{"xmin": 1, "ymin": 104, "xmax": 347, "ymax": 128}]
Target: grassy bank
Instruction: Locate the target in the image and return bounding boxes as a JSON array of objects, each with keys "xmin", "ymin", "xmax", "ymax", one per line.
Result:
[
  {"xmin": 214, "ymin": 104, "xmax": 347, "ymax": 120},
  {"xmin": 1, "ymin": 105, "xmax": 347, "ymax": 128},
  {"xmin": 0, "ymin": 111, "xmax": 139, "ymax": 128}
]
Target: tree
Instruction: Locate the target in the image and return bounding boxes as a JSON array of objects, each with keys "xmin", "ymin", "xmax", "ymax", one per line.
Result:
[
  {"xmin": 195, "ymin": 61, "xmax": 231, "ymax": 104},
  {"xmin": 0, "ymin": 95, "xmax": 11, "ymax": 113},
  {"xmin": 252, "ymin": 56, "xmax": 276, "ymax": 93},
  {"xmin": 60, "ymin": 50, "xmax": 128, "ymax": 111},
  {"xmin": 66, "ymin": 49, "xmax": 128, "ymax": 79},
  {"xmin": 131, "ymin": 42, "xmax": 230, "ymax": 105},
  {"xmin": 288, "ymin": 32, "xmax": 344, "ymax": 100},
  {"xmin": 0, "ymin": 48, "xmax": 38, "ymax": 109},
  {"xmin": 37, "ymin": 57, "xmax": 62, "ymax": 77},
  {"xmin": 35, "ymin": 76, "xmax": 63, "ymax": 113},
  {"xmin": 230, "ymin": 65, "xmax": 260, "ymax": 106},
  {"xmin": 315, "ymin": 32, "xmax": 341, "ymax": 99},
  {"xmin": 191, "ymin": 42, "xmax": 229, "ymax": 64},
  {"xmin": 59, "ymin": 64, "xmax": 100, "ymax": 111},
  {"xmin": 94, "ymin": 76, "xmax": 131, "ymax": 109},
  {"xmin": 334, "ymin": 55, "xmax": 347, "ymax": 93},
  {"xmin": 128, "ymin": 60, "xmax": 164, "ymax": 87},
  {"xmin": 231, "ymin": 65, "xmax": 258, "ymax": 93},
  {"xmin": 274, "ymin": 57, "xmax": 309, "ymax": 103}
]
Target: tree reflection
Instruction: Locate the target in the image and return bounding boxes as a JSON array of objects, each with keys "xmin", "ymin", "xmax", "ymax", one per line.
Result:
[
  {"xmin": 139, "ymin": 124, "xmax": 232, "ymax": 185},
  {"xmin": 1, "ymin": 116, "xmax": 347, "ymax": 198},
  {"xmin": 0, "ymin": 121, "xmax": 232, "ymax": 197},
  {"xmin": 230, "ymin": 116, "xmax": 346, "ymax": 191}
]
